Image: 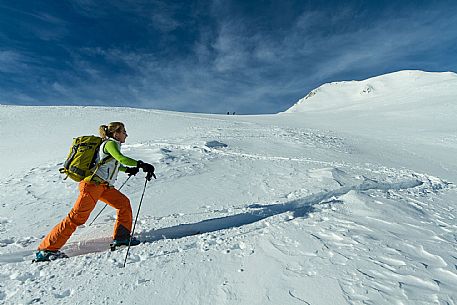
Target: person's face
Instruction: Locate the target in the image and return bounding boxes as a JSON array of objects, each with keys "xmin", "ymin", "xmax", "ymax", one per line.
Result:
[{"xmin": 114, "ymin": 127, "xmax": 128, "ymax": 143}]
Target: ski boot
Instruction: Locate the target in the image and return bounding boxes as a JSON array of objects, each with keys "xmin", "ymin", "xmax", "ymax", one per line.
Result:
[
  {"xmin": 110, "ymin": 237, "xmax": 141, "ymax": 251},
  {"xmin": 33, "ymin": 250, "xmax": 68, "ymax": 263}
]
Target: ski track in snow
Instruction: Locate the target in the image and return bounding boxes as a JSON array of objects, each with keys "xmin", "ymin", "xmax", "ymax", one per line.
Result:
[{"xmin": 0, "ymin": 118, "xmax": 456, "ymax": 304}]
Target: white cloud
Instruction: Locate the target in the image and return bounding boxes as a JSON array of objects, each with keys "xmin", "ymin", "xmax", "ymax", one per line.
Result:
[{"xmin": 212, "ymin": 21, "xmax": 251, "ymax": 72}]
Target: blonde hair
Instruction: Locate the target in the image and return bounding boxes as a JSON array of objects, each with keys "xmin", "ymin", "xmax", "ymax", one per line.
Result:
[{"xmin": 99, "ymin": 122, "xmax": 125, "ymax": 139}]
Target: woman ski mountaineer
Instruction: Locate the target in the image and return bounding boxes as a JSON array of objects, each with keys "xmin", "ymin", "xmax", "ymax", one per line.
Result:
[{"xmin": 35, "ymin": 122, "xmax": 155, "ymax": 262}]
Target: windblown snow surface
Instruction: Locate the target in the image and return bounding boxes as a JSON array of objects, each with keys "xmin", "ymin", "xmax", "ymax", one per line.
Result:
[{"xmin": 0, "ymin": 70, "xmax": 456, "ymax": 304}]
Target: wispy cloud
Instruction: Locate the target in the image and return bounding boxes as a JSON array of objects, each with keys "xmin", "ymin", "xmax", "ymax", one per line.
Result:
[
  {"xmin": 212, "ymin": 20, "xmax": 251, "ymax": 72},
  {"xmin": 149, "ymin": 1, "xmax": 182, "ymax": 32},
  {"xmin": 0, "ymin": 50, "xmax": 26, "ymax": 73},
  {"xmin": 70, "ymin": 0, "xmax": 183, "ymax": 33},
  {"xmin": 0, "ymin": 4, "xmax": 68, "ymax": 41}
]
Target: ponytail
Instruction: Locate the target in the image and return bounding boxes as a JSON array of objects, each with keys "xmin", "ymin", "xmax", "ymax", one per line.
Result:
[
  {"xmin": 99, "ymin": 122, "xmax": 124, "ymax": 139},
  {"xmin": 99, "ymin": 125, "xmax": 109, "ymax": 139}
]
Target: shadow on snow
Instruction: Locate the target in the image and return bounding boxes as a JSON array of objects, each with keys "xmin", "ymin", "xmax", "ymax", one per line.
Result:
[{"xmin": 139, "ymin": 178, "xmax": 422, "ymax": 242}]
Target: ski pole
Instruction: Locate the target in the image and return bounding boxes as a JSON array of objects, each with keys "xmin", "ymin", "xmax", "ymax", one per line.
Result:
[
  {"xmin": 88, "ymin": 175, "xmax": 132, "ymax": 227},
  {"xmin": 123, "ymin": 177, "xmax": 148, "ymax": 267}
]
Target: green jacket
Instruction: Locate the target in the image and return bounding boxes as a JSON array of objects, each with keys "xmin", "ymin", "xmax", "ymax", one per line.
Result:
[
  {"xmin": 95, "ymin": 139, "xmax": 138, "ymax": 185},
  {"xmin": 103, "ymin": 140, "xmax": 138, "ymax": 172}
]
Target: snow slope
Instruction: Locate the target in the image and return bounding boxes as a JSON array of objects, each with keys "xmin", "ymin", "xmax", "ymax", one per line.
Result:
[{"xmin": 0, "ymin": 70, "xmax": 456, "ymax": 304}]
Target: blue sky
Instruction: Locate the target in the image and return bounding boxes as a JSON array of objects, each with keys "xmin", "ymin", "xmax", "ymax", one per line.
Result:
[{"xmin": 1, "ymin": 0, "xmax": 456, "ymax": 114}]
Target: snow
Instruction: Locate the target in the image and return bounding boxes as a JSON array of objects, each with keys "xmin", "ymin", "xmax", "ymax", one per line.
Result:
[{"xmin": 0, "ymin": 70, "xmax": 456, "ymax": 304}]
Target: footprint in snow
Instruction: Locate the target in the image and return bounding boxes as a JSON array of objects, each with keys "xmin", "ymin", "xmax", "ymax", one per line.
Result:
[{"xmin": 205, "ymin": 140, "xmax": 228, "ymax": 149}]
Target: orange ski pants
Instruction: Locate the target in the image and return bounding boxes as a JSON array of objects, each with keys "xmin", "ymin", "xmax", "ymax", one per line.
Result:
[{"xmin": 38, "ymin": 181, "xmax": 132, "ymax": 251}]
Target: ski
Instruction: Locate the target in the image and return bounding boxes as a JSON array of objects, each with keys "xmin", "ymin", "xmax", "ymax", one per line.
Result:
[
  {"xmin": 110, "ymin": 243, "xmax": 126, "ymax": 251},
  {"xmin": 109, "ymin": 240, "xmax": 143, "ymax": 251},
  {"xmin": 32, "ymin": 251, "xmax": 69, "ymax": 263}
]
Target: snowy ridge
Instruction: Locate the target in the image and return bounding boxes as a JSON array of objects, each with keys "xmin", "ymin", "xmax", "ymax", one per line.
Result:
[{"xmin": 0, "ymin": 80, "xmax": 456, "ymax": 304}]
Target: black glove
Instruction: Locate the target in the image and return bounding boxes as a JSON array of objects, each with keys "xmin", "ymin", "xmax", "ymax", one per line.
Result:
[
  {"xmin": 125, "ymin": 167, "xmax": 139, "ymax": 176},
  {"xmin": 146, "ymin": 171, "xmax": 156, "ymax": 181},
  {"xmin": 137, "ymin": 160, "xmax": 156, "ymax": 180}
]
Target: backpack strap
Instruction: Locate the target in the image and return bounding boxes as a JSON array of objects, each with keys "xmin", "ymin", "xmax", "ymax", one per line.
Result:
[
  {"xmin": 84, "ymin": 140, "xmax": 114, "ymax": 183},
  {"xmin": 84, "ymin": 155, "xmax": 113, "ymax": 183}
]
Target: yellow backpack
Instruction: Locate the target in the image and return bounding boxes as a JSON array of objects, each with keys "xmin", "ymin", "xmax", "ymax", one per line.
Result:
[{"xmin": 59, "ymin": 136, "xmax": 112, "ymax": 182}]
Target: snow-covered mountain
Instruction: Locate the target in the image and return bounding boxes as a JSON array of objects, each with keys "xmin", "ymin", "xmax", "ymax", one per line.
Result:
[
  {"xmin": 0, "ymin": 70, "xmax": 456, "ymax": 304},
  {"xmin": 286, "ymin": 70, "xmax": 457, "ymax": 113}
]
